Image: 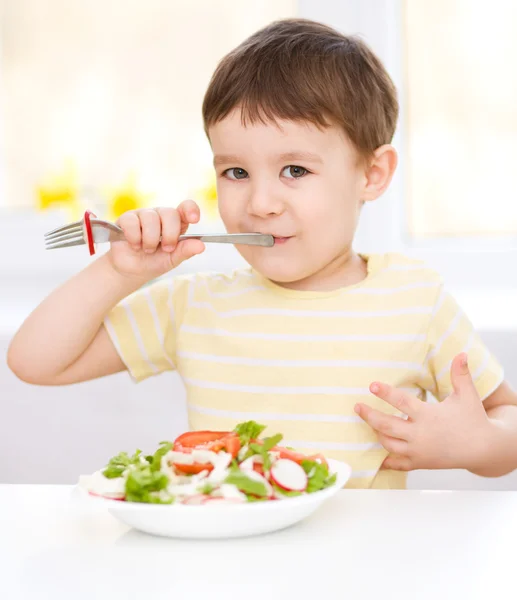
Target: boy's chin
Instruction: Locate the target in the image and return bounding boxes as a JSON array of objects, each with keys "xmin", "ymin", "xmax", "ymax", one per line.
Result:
[{"xmin": 248, "ymin": 256, "xmax": 310, "ymax": 285}]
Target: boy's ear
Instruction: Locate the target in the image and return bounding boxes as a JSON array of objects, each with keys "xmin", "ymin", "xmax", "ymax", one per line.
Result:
[{"xmin": 360, "ymin": 144, "xmax": 398, "ymax": 202}]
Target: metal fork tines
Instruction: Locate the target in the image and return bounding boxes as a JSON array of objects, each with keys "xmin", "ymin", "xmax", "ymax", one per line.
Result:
[{"xmin": 45, "ymin": 223, "xmax": 85, "ymax": 250}]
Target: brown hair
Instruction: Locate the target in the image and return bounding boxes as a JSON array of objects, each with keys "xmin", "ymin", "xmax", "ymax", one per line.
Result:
[{"xmin": 202, "ymin": 18, "xmax": 398, "ymax": 163}]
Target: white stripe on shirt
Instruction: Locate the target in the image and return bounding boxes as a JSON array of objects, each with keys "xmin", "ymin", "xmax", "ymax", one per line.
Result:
[
  {"xmin": 350, "ymin": 469, "xmax": 379, "ymax": 479},
  {"xmin": 120, "ymin": 300, "xmax": 160, "ymax": 374},
  {"xmin": 284, "ymin": 440, "xmax": 383, "ymax": 451},
  {"xmin": 427, "ymin": 309, "xmax": 462, "ymax": 361},
  {"xmin": 178, "ymin": 350, "xmax": 422, "ymax": 370},
  {"xmin": 180, "ymin": 324, "xmax": 426, "ymax": 343},
  {"xmin": 144, "ymin": 288, "xmax": 175, "ymax": 368},
  {"xmin": 187, "ymin": 300, "xmax": 434, "ymax": 319},
  {"xmin": 184, "ymin": 377, "xmax": 418, "ymax": 397}
]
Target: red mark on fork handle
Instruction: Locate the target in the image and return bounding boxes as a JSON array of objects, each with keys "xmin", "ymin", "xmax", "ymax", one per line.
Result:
[{"xmin": 84, "ymin": 210, "xmax": 96, "ymax": 256}]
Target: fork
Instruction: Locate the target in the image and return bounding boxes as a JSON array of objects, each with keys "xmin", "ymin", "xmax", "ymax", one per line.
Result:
[{"xmin": 44, "ymin": 211, "xmax": 274, "ymax": 255}]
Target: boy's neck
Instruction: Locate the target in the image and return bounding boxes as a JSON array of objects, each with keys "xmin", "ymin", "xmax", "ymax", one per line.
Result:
[{"xmin": 270, "ymin": 249, "xmax": 368, "ymax": 293}]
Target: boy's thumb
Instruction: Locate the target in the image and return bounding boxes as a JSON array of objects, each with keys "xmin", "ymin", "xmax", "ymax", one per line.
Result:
[
  {"xmin": 169, "ymin": 239, "xmax": 205, "ymax": 268},
  {"xmin": 450, "ymin": 353, "xmax": 476, "ymax": 398}
]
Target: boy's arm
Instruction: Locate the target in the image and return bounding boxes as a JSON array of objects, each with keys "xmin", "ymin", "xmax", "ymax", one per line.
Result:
[
  {"xmin": 471, "ymin": 381, "xmax": 517, "ymax": 477},
  {"xmin": 8, "ymin": 204, "xmax": 204, "ymax": 386},
  {"xmin": 7, "ymin": 253, "xmax": 141, "ymax": 385}
]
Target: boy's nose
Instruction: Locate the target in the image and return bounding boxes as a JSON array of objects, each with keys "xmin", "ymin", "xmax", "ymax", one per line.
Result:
[{"xmin": 247, "ymin": 185, "xmax": 285, "ymax": 217}]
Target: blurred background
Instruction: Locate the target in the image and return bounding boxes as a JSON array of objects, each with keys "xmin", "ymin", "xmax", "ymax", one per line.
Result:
[{"xmin": 0, "ymin": 0, "xmax": 516, "ymax": 489}]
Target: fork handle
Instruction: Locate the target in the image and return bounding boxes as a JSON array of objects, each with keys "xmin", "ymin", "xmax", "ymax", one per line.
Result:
[
  {"xmin": 105, "ymin": 227, "xmax": 273, "ymax": 247},
  {"xmin": 178, "ymin": 233, "xmax": 273, "ymax": 246}
]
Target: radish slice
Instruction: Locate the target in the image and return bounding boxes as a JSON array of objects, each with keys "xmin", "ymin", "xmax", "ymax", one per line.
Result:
[
  {"xmin": 202, "ymin": 497, "xmax": 243, "ymax": 505},
  {"xmin": 270, "ymin": 459, "xmax": 308, "ymax": 492},
  {"xmin": 182, "ymin": 494, "xmax": 209, "ymax": 505},
  {"xmin": 88, "ymin": 490, "xmax": 125, "ymax": 501}
]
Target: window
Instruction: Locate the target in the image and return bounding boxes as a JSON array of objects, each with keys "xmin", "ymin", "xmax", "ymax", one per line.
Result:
[
  {"xmin": 404, "ymin": 0, "xmax": 517, "ymax": 238},
  {"xmin": 0, "ymin": 0, "xmax": 296, "ymax": 216}
]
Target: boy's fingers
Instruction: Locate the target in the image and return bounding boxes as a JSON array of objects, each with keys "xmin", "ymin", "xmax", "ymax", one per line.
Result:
[
  {"xmin": 354, "ymin": 403, "xmax": 411, "ymax": 440},
  {"xmin": 117, "ymin": 211, "xmax": 142, "ymax": 250},
  {"xmin": 157, "ymin": 207, "xmax": 181, "ymax": 251},
  {"xmin": 169, "ymin": 239, "xmax": 205, "ymax": 269},
  {"xmin": 377, "ymin": 434, "xmax": 409, "ymax": 456},
  {"xmin": 369, "ymin": 382, "xmax": 421, "ymax": 418},
  {"xmin": 139, "ymin": 209, "xmax": 161, "ymax": 253},
  {"xmin": 176, "ymin": 200, "xmax": 201, "ymax": 232}
]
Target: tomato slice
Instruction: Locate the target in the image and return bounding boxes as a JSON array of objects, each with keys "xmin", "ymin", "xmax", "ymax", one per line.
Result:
[
  {"xmin": 216, "ymin": 435, "xmax": 241, "ymax": 458},
  {"xmin": 174, "ymin": 431, "xmax": 231, "ymax": 448},
  {"xmin": 253, "ymin": 463, "xmax": 265, "ymax": 476},
  {"xmin": 173, "ymin": 462, "xmax": 214, "ymax": 475},
  {"xmin": 173, "ymin": 430, "xmax": 241, "ymax": 458}
]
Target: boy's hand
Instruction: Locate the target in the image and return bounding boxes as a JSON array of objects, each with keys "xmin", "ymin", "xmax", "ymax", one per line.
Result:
[
  {"xmin": 107, "ymin": 201, "xmax": 205, "ymax": 281},
  {"xmin": 354, "ymin": 353, "xmax": 496, "ymax": 472}
]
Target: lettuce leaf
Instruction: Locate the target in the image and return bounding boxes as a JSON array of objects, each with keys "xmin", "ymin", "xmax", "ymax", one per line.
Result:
[
  {"xmin": 248, "ymin": 433, "xmax": 283, "ymax": 471},
  {"xmin": 301, "ymin": 460, "xmax": 337, "ymax": 493},
  {"xmin": 125, "ymin": 465, "xmax": 174, "ymax": 504},
  {"xmin": 149, "ymin": 441, "xmax": 173, "ymax": 471},
  {"xmin": 103, "ymin": 449, "xmax": 146, "ymax": 479},
  {"xmin": 233, "ymin": 420, "xmax": 267, "ymax": 445},
  {"xmin": 224, "ymin": 472, "xmax": 268, "ymax": 497}
]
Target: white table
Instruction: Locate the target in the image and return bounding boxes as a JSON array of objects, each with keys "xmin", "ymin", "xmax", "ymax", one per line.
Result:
[{"xmin": 1, "ymin": 486, "xmax": 516, "ymax": 600}]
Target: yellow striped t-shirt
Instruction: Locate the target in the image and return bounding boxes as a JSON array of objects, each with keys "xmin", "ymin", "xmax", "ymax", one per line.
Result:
[{"xmin": 104, "ymin": 252, "xmax": 504, "ymax": 489}]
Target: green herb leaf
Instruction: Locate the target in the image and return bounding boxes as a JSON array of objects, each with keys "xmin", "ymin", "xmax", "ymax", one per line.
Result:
[
  {"xmin": 125, "ymin": 465, "xmax": 173, "ymax": 504},
  {"xmin": 224, "ymin": 473, "xmax": 268, "ymax": 497},
  {"xmin": 200, "ymin": 482, "xmax": 215, "ymax": 495},
  {"xmin": 233, "ymin": 421, "xmax": 267, "ymax": 445},
  {"xmin": 149, "ymin": 441, "xmax": 173, "ymax": 471},
  {"xmin": 246, "ymin": 495, "xmax": 268, "ymax": 503},
  {"xmin": 262, "ymin": 434, "xmax": 283, "ymax": 452},
  {"xmin": 248, "ymin": 433, "xmax": 283, "ymax": 471},
  {"xmin": 301, "ymin": 460, "xmax": 336, "ymax": 493},
  {"xmin": 103, "ymin": 449, "xmax": 145, "ymax": 479},
  {"xmin": 272, "ymin": 483, "xmax": 302, "ymax": 498}
]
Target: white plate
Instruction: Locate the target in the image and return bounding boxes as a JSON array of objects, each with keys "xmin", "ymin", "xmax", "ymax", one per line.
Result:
[{"xmin": 78, "ymin": 458, "xmax": 352, "ymax": 539}]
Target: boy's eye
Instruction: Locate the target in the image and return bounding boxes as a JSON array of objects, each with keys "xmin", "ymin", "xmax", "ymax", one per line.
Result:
[
  {"xmin": 224, "ymin": 168, "xmax": 249, "ymax": 180},
  {"xmin": 281, "ymin": 165, "xmax": 308, "ymax": 179}
]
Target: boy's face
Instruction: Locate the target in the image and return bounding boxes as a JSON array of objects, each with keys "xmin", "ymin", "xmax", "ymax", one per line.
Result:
[{"xmin": 209, "ymin": 110, "xmax": 367, "ymax": 288}]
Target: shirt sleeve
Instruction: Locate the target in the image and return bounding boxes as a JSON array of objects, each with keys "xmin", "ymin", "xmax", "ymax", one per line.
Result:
[
  {"xmin": 103, "ymin": 274, "xmax": 190, "ymax": 382},
  {"xmin": 419, "ymin": 286, "xmax": 504, "ymax": 401}
]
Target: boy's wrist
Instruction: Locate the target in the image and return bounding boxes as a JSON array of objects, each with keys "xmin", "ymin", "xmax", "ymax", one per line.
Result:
[{"xmin": 97, "ymin": 252, "xmax": 151, "ymax": 295}]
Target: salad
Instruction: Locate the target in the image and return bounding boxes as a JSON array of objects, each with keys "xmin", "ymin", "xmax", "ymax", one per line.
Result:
[{"xmin": 85, "ymin": 421, "xmax": 337, "ymax": 505}]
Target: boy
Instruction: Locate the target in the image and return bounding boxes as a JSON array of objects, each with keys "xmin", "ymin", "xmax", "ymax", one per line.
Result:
[{"xmin": 8, "ymin": 18, "xmax": 517, "ymax": 489}]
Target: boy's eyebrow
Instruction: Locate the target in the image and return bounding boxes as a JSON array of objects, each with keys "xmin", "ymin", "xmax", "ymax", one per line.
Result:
[
  {"xmin": 213, "ymin": 151, "xmax": 323, "ymax": 166},
  {"xmin": 213, "ymin": 154, "xmax": 242, "ymax": 166},
  {"xmin": 277, "ymin": 151, "xmax": 323, "ymax": 164}
]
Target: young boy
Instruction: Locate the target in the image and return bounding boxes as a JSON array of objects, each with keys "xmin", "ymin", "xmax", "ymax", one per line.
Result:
[{"xmin": 8, "ymin": 18, "xmax": 517, "ymax": 489}]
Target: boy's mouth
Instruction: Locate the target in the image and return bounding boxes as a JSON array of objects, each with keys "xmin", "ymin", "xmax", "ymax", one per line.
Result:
[{"xmin": 273, "ymin": 236, "xmax": 292, "ymax": 245}]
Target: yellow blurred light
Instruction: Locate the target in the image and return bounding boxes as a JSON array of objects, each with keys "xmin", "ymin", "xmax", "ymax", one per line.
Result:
[
  {"xmin": 106, "ymin": 172, "xmax": 152, "ymax": 221},
  {"xmin": 36, "ymin": 160, "xmax": 81, "ymax": 218}
]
